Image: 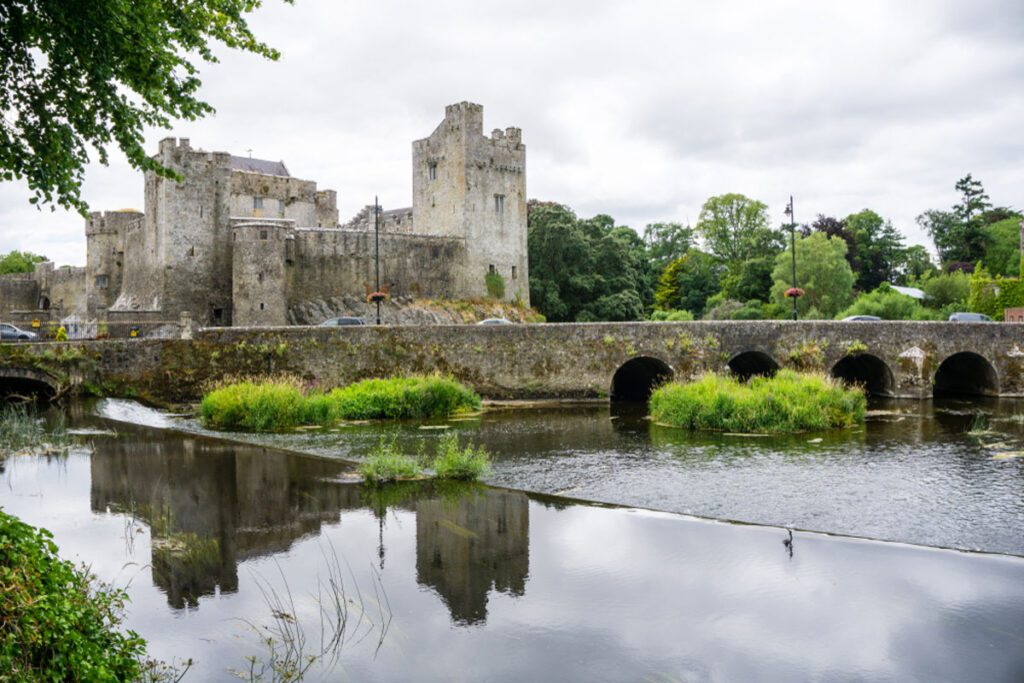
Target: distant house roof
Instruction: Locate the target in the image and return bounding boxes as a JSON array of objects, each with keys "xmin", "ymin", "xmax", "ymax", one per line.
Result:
[
  {"xmin": 229, "ymin": 155, "xmax": 289, "ymax": 177},
  {"xmin": 891, "ymin": 285, "xmax": 925, "ymax": 300}
]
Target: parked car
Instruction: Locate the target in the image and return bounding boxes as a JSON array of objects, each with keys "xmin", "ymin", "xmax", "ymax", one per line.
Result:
[
  {"xmin": 948, "ymin": 312, "xmax": 993, "ymax": 322},
  {"xmin": 842, "ymin": 315, "xmax": 882, "ymax": 321},
  {"xmin": 0, "ymin": 323, "xmax": 38, "ymax": 341},
  {"xmin": 477, "ymin": 318, "xmax": 513, "ymax": 325},
  {"xmin": 320, "ymin": 317, "xmax": 366, "ymax": 326}
]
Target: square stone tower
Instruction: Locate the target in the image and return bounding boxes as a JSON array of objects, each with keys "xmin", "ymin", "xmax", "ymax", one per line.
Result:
[{"xmin": 412, "ymin": 103, "xmax": 529, "ymax": 303}]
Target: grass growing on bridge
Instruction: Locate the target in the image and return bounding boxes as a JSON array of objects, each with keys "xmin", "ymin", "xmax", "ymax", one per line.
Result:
[
  {"xmin": 649, "ymin": 370, "xmax": 866, "ymax": 434},
  {"xmin": 199, "ymin": 375, "xmax": 481, "ymax": 432}
]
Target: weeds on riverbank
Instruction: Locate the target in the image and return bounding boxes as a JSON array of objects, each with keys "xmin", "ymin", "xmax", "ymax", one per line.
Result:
[
  {"xmin": 0, "ymin": 404, "xmax": 69, "ymax": 455},
  {"xmin": 649, "ymin": 370, "xmax": 866, "ymax": 433},
  {"xmin": 199, "ymin": 375, "xmax": 481, "ymax": 432}
]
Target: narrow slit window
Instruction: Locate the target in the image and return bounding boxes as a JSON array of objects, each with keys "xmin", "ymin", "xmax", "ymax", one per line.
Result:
[
  {"xmin": 259, "ymin": 230, "xmax": 268, "ymax": 240},
  {"xmin": 253, "ymin": 196, "xmax": 263, "ymax": 210},
  {"xmin": 494, "ymin": 194, "xmax": 505, "ymax": 213},
  {"xmin": 511, "ymin": 266, "xmax": 517, "ymax": 280},
  {"xmin": 428, "ymin": 162, "xmax": 438, "ymax": 180}
]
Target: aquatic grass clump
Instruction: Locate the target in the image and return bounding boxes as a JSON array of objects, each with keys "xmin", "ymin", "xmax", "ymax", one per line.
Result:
[
  {"xmin": 326, "ymin": 376, "xmax": 481, "ymax": 421},
  {"xmin": 199, "ymin": 375, "xmax": 481, "ymax": 432},
  {"xmin": 649, "ymin": 369, "xmax": 866, "ymax": 434},
  {"xmin": 0, "ymin": 404, "xmax": 69, "ymax": 455},
  {"xmin": 358, "ymin": 439, "xmax": 423, "ymax": 483},
  {"xmin": 431, "ymin": 432, "xmax": 491, "ymax": 480}
]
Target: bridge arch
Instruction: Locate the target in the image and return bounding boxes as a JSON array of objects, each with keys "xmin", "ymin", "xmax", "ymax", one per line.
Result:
[
  {"xmin": 610, "ymin": 356, "xmax": 673, "ymax": 402},
  {"xmin": 831, "ymin": 353, "xmax": 895, "ymax": 397},
  {"xmin": 727, "ymin": 350, "xmax": 779, "ymax": 381},
  {"xmin": 0, "ymin": 368, "xmax": 61, "ymax": 403},
  {"xmin": 933, "ymin": 352, "xmax": 999, "ymax": 397}
]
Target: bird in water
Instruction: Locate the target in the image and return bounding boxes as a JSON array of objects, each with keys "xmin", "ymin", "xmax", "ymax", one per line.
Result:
[{"xmin": 783, "ymin": 529, "xmax": 794, "ymax": 558}]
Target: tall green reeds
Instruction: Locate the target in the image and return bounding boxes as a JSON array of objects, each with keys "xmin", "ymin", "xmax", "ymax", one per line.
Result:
[
  {"xmin": 649, "ymin": 369, "xmax": 866, "ymax": 433},
  {"xmin": 199, "ymin": 375, "xmax": 481, "ymax": 432}
]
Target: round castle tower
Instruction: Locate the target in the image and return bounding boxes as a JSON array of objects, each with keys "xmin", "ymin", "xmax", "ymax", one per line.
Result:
[{"xmin": 231, "ymin": 221, "xmax": 290, "ymax": 326}]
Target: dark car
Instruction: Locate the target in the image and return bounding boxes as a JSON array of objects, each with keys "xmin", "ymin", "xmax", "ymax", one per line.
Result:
[
  {"xmin": 948, "ymin": 312, "xmax": 993, "ymax": 322},
  {"xmin": 0, "ymin": 323, "xmax": 38, "ymax": 341},
  {"xmin": 477, "ymin": 318, "xmax": 514, "ymax": 325},
  {"xmin": 320, "ymin": 317, "xmax": 366, "ymax": 326},
  {"xmin": 841, "ymin": 315, "xmax": 882, "ymax": 322}
]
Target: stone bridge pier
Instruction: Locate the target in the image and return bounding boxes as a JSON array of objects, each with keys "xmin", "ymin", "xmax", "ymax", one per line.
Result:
[{"xmin": 2, "ymin": 321, "xmax": 1023, "ymax": 403}]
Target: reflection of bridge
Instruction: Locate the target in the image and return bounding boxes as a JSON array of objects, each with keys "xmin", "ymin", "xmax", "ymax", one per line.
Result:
[
  {"xmin": 89, "ymin": 427, "xmax": 529, "ymax": 621},
  {"xmin": 4, "ymin": 321, "xmax": 1023, "ymax": 401}
]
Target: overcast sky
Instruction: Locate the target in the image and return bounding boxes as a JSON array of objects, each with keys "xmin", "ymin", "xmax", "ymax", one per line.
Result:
[{"xmin": 1, "ymin": 0, "xmax": 1022, "ymax": 266}]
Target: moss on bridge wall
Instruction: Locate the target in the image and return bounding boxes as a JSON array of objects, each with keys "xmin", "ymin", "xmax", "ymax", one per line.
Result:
[{"xmin": 3, "ymin": 320, "xmax": 1024, "ymax": 404}]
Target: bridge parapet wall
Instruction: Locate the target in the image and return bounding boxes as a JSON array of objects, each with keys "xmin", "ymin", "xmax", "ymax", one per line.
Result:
[{"xmin": 2, "ymin": 321, "xmax": 1023, "ymax": 403}]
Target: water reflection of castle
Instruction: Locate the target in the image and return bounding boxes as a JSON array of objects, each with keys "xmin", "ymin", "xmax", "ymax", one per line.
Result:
[{"xmin": 89, "ymin": 428, "xmax": 529, "ymax": 623}]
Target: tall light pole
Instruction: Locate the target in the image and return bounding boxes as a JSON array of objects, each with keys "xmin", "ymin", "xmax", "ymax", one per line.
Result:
[
  {"xmin": 374, "ymin": 196, "xmax": 382, "ymax": 325},
  {"xmin": 785, "ymin": 195, "xmax": 798, "ymax": 321}
]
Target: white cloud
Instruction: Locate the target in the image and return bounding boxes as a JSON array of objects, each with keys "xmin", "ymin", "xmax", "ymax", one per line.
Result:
[{"xmin": 1, "ymin": 0, "xmax": 1022, "ymax": 266}]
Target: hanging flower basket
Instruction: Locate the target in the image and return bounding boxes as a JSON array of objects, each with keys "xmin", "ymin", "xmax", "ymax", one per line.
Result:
[
  {"xmin": 367, "ymin": 291, "xmax": 388, "ymax": 303},
  {"xmin": 784, "ymin": 287, "xmax": 805, "ymax": 299}
]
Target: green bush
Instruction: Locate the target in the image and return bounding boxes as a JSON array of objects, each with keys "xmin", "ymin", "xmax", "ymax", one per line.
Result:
[
  {"xmin": 484, "ymin": 271, "xmax": 506, "ymax": 299},
  {"xmin": 431, "ymin": 432, "xmax": 491, "ymax": 480},
  {"xmin": 0, "ymin": 509, "xmax": 147, "ymax": 680},
  {"xmin": 918, "ymin": 271, "xmax": 970, "ymax": 309},
  {"xmin": 649, "ymin": 369, "xmax": 866, "ymax": 433},
  {"xmin": 835, "ymin": 283, "xmax": 922, "ymax": 320},
  {"xmin": 649, "ymin": 309, "xmax": 695, "ymax": 321},
  {"xmin": 200, "ymin": 375, "xmax": 481, "ymax": 432},
  {"xmin": 358, "ymin": 440, "xmax": 422, "ymax": 483}
]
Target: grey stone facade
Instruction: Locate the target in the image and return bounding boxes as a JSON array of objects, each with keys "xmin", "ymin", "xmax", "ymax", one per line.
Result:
[{"xmin": 0, "ymin": 102, "xmax": 528, "ymax": 326}]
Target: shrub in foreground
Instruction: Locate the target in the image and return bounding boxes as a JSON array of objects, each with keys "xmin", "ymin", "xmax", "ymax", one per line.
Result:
[
  {"xmin": 649, "ymin": 370, "xmax": 866, "ymax": 433},
  {"xmin": 431, "ymin": 432, "xmax": 491, "ymax": 480},
  {"xmin": 200, "ymin": 375, "xmax": 481, "ymax": 432},
  {"xmin": 0, "ymin": 509, "xmax": 146, "ymax": 680}
]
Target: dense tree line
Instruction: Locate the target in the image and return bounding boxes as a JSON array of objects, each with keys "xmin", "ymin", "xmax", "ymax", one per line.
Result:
[{"xmin": 528, "ymin": 176, "xmax": 1021, "ymax": 322}]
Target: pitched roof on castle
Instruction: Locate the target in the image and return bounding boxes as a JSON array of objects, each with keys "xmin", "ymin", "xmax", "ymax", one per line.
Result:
[{"xmin": 229, "ymin": 155, "xmax": 289, "ymax": 177}]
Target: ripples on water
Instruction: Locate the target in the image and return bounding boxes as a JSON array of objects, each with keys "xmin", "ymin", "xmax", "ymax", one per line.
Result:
[{"xmin": 94, "ymin": 397, "xmax": 1024, "ymax": 556}]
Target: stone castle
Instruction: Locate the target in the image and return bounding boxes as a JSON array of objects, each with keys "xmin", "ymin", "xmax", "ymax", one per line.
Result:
[{"xmin": 0, "ymin": 102, "xmax": 529, "ymax": 326}]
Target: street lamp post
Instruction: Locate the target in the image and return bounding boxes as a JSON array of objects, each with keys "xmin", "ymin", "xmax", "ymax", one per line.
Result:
[
  {"xmin": 786, "ymin": 195, "xmax": 798, "ymax": 321},
  {"xmin": 374, "ymin": 196, "xmax": 381, "ymax": 325}
]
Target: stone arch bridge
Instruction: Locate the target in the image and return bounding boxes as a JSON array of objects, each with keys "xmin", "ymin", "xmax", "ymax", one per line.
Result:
[{"xmin": 2, "ymin": 321, "xmax": 1024, "ymax": 403}]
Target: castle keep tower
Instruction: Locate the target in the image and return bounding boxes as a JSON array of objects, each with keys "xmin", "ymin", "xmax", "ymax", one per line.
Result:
[{"xmin": 412, "ymin": 102, "xmax": 529, "ymax": 303}]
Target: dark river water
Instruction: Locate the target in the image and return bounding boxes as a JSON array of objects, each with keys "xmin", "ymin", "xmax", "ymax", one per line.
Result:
[{"xmin": 1, "ymin": 399, "xmax": 1024, "ymax": 681}]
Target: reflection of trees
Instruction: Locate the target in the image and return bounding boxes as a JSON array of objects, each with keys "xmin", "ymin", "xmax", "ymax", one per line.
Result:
[{"xmin": 89, "ymin": 424, "xmax": 532, "ymax": 624}]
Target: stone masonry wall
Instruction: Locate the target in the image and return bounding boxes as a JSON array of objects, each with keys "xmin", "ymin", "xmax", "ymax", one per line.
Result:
[
  {"xmin": 7, "ymin": 321, "xmax": 1024, "ymax": 405},
  {"xmin": 285, "ymin": 229, "xmax": 467, "ymax": 307}
]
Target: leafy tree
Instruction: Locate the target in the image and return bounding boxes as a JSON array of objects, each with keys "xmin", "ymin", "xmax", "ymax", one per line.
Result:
[
  {"xmin": 527, "ymin": 201, "xmax": 647, "ymax": 322},
  {"xmin": 695, "ymin": 194, "xmax": 784, "ymax": 265},
  {"xmin": 835, "ymin": 283, "xmax": 923, "ymax": 320},
  {"xmin": 917, "ymin": 271, "xmax": 971, "ymax": 309},
  {"xmin": 721, "ymin": 256, "xmax": 775, "ymax": 303},
  {"xmin": 0, "ymin": 250, "xmax": 47, "ymax": 274},
  {"xmin": 844, "ymin": 209, "xmax": 906, "ymax": 291},
  {"xmin": 771, "ymin": 232, "xmax": 855, "ymax": 319},
  {"xmin": 918, "ymin": 174, "xmax": 994, "ymax": 266},
  {"xmin": 896, "ymin": 245, "xmax": 936, "ymax": 284},
  {"xmin": 982, "ymin": 216, "xmax": 1023, "ymax": 277},
  {"xmin": 654, "ymin": 250, "xmax": 724, "ymax": 317},
  {"xmin": 643, "ymin": 222, "xmax": 694, "ymax": 272},
  {"xmin": 0, "ymin": 0, "xmax": 288, "ymax": 213}
]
